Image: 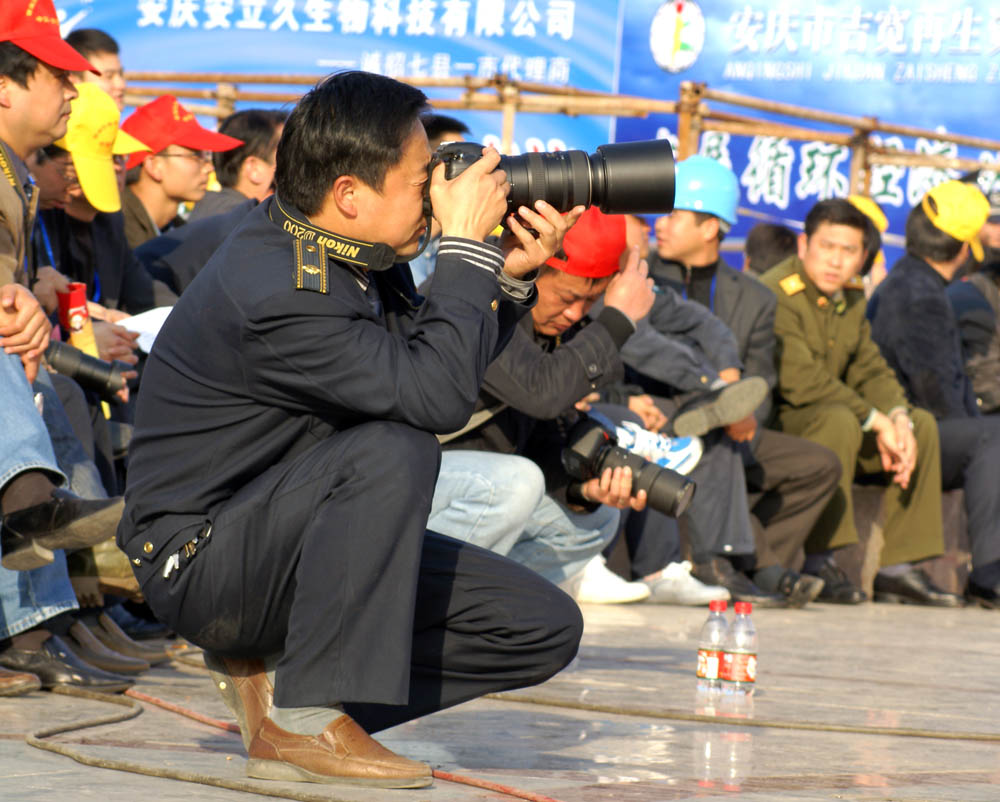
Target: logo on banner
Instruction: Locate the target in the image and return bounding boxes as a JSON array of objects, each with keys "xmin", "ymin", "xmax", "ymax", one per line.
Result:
[{"xmin": 650, "ymin": 0, "xmax": 705, "ymax": 73}]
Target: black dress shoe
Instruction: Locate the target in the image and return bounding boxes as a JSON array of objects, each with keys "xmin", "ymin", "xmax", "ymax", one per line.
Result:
[
  {"xmin": 777, "ymin": 571, "xmax": 825, "ymax": 608},
  {"xmin": 966, "ymin": 578, "xmax": 1000, "ymax": 609},
  {"xmin": 0, "ymin": 635, "xmax": 133, "ymax": 692},
  {"xmin": 873, "ymin": 568, "xmax": 965, "ymax": 607},
  {"xmin": 672, "ymin": 377, "xmax": 769, "ymax": 437},
  {"xmin": 691, "ymin": 556, "xmax": 787, "ymax": 608},
  {"xmin": 811, "ymin": 558, "xmax": 867, "ymax": 604},
  {"xmin": 105, "ymin": 602, "xmax": 172, "ymax": 641},
  {"xmin": 64, "ymin": 620, "xmax": 150, "ymax": 675},
  {"xmin": 1, "ymin": 490, "xmax": 124, "ymax": 571}
]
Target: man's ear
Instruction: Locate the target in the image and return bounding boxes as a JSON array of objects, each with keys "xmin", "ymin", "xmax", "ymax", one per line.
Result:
[
  {"xmin": 142, "ymin": 155, "xmax": 165, "ymax": 183},
  {"xmin": 241, "ymin": 155, "xmax": 263, "ymax": 186},
  {"xmin": 331, "ymin": 174, "xmax": 361, "ymax": 218},
  {"xmin": 701, "ymin": 215, "xmax": 720, "ymax": 243},
  {"xmin": 0, "ymin": 76, "xmax": 12, "ymax": 109},
  {"xmin": 797, "ymin": 232, "xmax": 809, "ymax": 260}
]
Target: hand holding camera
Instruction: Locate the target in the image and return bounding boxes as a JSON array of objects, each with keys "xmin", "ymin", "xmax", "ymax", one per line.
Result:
[
  {"xmin": 579, "ymin": 465, "xmax": 648, "ymax": 511},
  {"xmin": 428, "ymin": 145, "xmax": 509, "ymax": 244},
  {"xmin": 498, "ymin": 200, "xmax": 585, "ymax": 280}
]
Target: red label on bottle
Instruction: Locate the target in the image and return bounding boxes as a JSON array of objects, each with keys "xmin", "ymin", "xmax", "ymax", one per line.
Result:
[
  {"xmin": 696, "ymin": 648, "xmax": 722, "ymax": 680},
  {"xmin": 721, "ymin": 651, "xmax": 757, "ymax": 683}
]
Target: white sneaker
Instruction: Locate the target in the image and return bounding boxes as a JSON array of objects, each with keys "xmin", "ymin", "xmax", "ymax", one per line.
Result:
[
  {"xmin": 574, "ymin": 555, "xmax": 651, "ymax": 604},
  {"xmin": 615, "ymin": 422, "xmax": 703, "ymax": 475},
  {"xmin": 645, "ymin": 561, "xmax": 730, "ymax": 605}
]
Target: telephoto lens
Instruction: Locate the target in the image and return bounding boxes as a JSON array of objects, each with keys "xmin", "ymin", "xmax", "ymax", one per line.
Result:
[
  {"xmin": 562, "ymin": 417, "xmax": 696, "ymax": 518},
  {"xmin": 44, "ymin": 341, "xmax": 129, "ymax": 398},
  {"xmin": 432, "ymin": 138, "xmax": 675, "ymax": 216}
]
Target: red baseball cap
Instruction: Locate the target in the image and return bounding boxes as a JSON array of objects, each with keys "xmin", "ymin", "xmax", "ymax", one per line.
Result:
[
  {"xmin": 0, "ymin": 0, "xmax": 98, "ymax": 74},
  {"xmin": 121, "ymin": 95, "xmax": 243, "ymax": 170},
  {"xmin": 545, "ymin": 207, "xmax": 628, "ymax": 278}
]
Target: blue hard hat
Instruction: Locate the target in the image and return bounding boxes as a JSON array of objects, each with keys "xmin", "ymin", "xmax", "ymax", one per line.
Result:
[{"xmin": 672, "ymin": 155, "xmax": 740, "ymax": 228}]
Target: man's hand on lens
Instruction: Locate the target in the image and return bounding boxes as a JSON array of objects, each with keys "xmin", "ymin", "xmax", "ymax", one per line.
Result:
[
  {"xmin": 0, "ymin": 284, "xmax": 52, "ymax": 383},
  {"xmin": 430, "ymin": 146, "xmax": 509, "ymax": 243},
  {"xmin": 603, "ymin": 246, "xmax": 655, "ymax": 323},
  {"xmin": 580, "ymin": 465, "xmax": 648, "ymax": 511},
  {"xmin": 499, "ymin": 202, "xmax": 585, "ymax": 280}
]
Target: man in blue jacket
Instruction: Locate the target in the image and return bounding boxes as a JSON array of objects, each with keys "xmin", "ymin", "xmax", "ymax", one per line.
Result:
[{"xmin": 868, "ymin": 180, "xmax": 1000, "ymax": 609}]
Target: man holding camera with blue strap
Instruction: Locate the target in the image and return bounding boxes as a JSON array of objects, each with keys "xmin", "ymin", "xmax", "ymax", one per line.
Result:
[{"xmin": 118, "ymin": 71, "xmax": 583, "ymax": 789}]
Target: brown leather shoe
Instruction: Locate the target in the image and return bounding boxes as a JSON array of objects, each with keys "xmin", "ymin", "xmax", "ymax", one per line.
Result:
[
  {"xmin": 0, "ymin": 665, "xmax": 41, "ymax": 696},
  {"xmin": 204, "ymin": 653, "xmax": 273, "ymax": 751},
  {"xmin": 247, "ymin": 715, "xmax": 432, "ymax": 789}
]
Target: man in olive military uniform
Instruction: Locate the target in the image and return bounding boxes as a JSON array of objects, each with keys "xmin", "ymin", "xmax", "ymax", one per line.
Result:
[
  {"xmin": 761, "ymin": 198, "xmax": 960, "ymax": 606},
  {"xmin": 118, "ymin": 72, "xmax": 582, "ymax": 789}
]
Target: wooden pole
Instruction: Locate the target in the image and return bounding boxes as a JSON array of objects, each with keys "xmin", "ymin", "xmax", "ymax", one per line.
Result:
[{"xmin": 677, "ymin": 82, "xmax": 703, "ymax": 159}]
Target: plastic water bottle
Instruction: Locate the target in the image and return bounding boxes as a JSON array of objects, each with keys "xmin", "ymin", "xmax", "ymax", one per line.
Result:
[
  {"xmin": 695, "ymin": 599, "xmax": 728, "ymax": 711},
  {"xmin": 720, "ymin": 601, "xmax": 757, "ymax": 697}
]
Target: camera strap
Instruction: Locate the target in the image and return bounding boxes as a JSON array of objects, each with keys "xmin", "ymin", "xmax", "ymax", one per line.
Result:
[{"xmin": 267, "ymin": 197, "xmax": 399, "ymax": 290}]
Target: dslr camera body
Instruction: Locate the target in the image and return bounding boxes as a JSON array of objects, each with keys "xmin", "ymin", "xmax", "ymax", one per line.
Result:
[{"xmin": 562, "ymin": 415, "xmax": 696, "ymax": 518}]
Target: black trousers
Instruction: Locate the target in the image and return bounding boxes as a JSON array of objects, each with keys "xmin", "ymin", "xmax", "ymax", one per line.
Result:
[
  {"xmin": 938, "ymin": 416, "xmax": 1000, "ymax": 576},
  {"xmin": 743, "ymin": 429, "xmax": 842, "ymax": 570},
  {"xmin": 142, "ymin": 421, "xmax": 582, "ymax": 733}
]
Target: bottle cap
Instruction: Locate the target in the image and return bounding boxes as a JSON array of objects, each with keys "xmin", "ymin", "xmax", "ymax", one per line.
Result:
[
  {"xmin": 708, "ymin": 599, "xmax": 728, "ymax": 612},
  {"xmin": 734, "ymin": 601, "xmax": 752, "ymax": 614}
]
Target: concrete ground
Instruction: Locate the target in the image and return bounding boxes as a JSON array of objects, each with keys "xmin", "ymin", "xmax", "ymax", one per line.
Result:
[{"xmin": 1, "ymin": 601, "xmax": 998, "ymax": 801}]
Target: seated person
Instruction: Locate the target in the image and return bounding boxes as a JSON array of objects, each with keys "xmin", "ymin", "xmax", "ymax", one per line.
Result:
[
  {"xmin": 948, "ymin": 259, "xmax": 1000, "ymax": 414},
  {"xmin": 66, "ymin": 27, "xmax": 126, "ymax": 110},
  {"xmin": 642, "ymin": 156, "xmax": 840, "ymax": 605},
  {"xmin": 761, "ymin": 198, "xmax": 960, "ymax": 606},
  {"xmin": 117, "ymin": 71, "xmax": 582, "ymax": 789},
  {"xmin": 188, "ymin": 108, "xmax": 286, "ymax": 222},
  {"xmin": 743, "ymin": 221, "xmax": 797, "ymax": 277},
  {"xmin": 119, "ymin": 95, "xmax": 242, "ymax": 248},
  {"xmin": 868, "ymin": 181, "xmax": 1000, "ymax": 608}
]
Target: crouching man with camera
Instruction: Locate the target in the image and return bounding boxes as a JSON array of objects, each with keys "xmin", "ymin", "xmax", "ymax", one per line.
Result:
[{"xmin": 117, "ymin": 71, "xmax": 583, "ymax": 789}]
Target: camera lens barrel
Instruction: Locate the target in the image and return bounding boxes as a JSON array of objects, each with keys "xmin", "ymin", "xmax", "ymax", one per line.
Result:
[
  {"xmin": 45, "ymin": 341, "xmax": 127, "ymax": 396},
  {"xmin": 596, "ymin": 444, "xmax": 696, "ymax": 518}
]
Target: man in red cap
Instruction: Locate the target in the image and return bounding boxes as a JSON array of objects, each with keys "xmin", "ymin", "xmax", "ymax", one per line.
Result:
[{"xmin": 120, "ymin": 95, "xmax": 242, "ymax": 248}]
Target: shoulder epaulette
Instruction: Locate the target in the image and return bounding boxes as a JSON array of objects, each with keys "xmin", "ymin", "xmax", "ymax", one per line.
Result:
[
  {"xmin": 779, "ymin": 273, "xmax": 806, "ymax": 296},
  {"xmin": 843, "ymin": 275, "xmax": 865, "ymax": 292},
  {"xmin": 293, "ymin": 236, "xmax": 328, "ymax": 294}
]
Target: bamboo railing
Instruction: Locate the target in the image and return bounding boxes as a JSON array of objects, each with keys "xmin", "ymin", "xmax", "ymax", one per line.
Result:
[{"xmin": 123, "ymin": 72, "xmax": 1000, "ymax": 194}]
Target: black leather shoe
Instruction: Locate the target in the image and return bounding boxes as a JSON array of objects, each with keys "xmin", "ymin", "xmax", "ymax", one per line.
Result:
[
  {"xmin": 105, "ymin": 603, "xmax": 172, "ymax": 641},
  {"xmin": 64, "ymin": 620, "xmax": 150, "ymax": 675},
  {"xmin": 0, "ymin": 635, "xmax": 133, "ymax": 692},
  {"xmin": 811, "ymin": 558, "xmax": 867, "ymax": 604},
  {"xmin": 966, "ymin": 578, "xmax": 1000, "ymax": 609},
  {"xmin": 691, "ymin": 557, "xmax": 787, "ymax": 608},
  {"xmin": 1, "ymin": 490, "xmax": 124, "ymax": 571},
  {"xmin": 777, "ymin": 571, "xmax": 825, "ymax": 608},
  {"xmin": 672, "ymin": 377, "xmax": 769, "ymax": 437},
  {"xmin": 873, "ymin": 568, "xmax": 965, "ymax": 607}
]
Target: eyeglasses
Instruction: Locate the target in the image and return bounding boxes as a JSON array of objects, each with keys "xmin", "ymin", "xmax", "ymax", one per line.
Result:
[{"xmin": 159, "ymin": 150, "xmax": 212, "ymax": 165}]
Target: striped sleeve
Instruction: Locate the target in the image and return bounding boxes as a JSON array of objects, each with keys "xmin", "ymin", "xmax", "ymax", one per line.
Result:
[{"xmin": 437, "ymin": 237, "xmax": 503, "ymax": 278}]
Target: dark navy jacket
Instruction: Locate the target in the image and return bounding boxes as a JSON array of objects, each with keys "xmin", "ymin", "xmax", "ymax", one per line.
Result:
[
  {"xmin": 867, "ymin": 253, "xmax": 979, "ymax": 420},
  {"xmin": 118, "ymin": 197, "xmax": 527, "ymax": 582}
]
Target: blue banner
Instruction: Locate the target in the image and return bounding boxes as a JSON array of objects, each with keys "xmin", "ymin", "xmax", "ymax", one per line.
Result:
[{"xmin": 55, "ymin": 0, "xmax": 621, "ymax": 155}]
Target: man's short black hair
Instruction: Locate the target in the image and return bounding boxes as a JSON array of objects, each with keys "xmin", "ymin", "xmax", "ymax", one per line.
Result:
[
  {"xmin": 905, "ymin": 199, "xmax": 965, "ymax": 264},
  {"xmin": 0, "ymin": 42, "xmax": 41, "ymax": 88},
  {"xmin": 214, "ymin": 109, "xmax": 288, "ymax": 188},
  {"xmin": 804, "ymin": 198, "xmax": 874, "ymax": 255},
  {"xmin": 744, "ymin": 222, "xmax": 797, "ymax": 275},
  {"xmin": 275, "ymin": 71, "xmax": 428, "ymax": 216},
  {"xmin": 64, "ymin": 28, "xmax": 120, "ymax": 58},
  {"xmin": 420, "ymin": 113, "xmax": 470, "ymax": 144}
]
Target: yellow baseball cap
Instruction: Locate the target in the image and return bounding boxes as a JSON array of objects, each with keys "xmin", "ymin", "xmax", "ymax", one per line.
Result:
[
  {"xmin": 921, "ymin": 180, "xmax": 990, "ymax": 262},
  {"xmin": 54, "ymin": 83, "xmax": 151, "ymax": 213}
]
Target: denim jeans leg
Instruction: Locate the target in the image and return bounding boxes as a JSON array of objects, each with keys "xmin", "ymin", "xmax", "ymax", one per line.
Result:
[
  {"xmin": 0, "ymin": 554, "xmax": 78, "ymax": 639},
  {"xmin": 508, "ymin": 494, "xmax": 621, "ymax": 585},
  {"xmin": 427, "ymin": 450, "xmax": 546, "ymax": 556},
  {"xmin": 0, "ymin": 353, "xmax": 65, "ymax": 489},
  {"xmin": 33, "ymin": 369, "xmax": 108, "ymax": 499}
]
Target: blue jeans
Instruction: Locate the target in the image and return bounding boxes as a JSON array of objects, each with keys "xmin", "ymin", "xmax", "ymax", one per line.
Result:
[
  {"xmin": 428, "ymin": 450, "xmax": 620, "ymax": 584},
  {"xmin": 0, "ymin": 354, "xmax": 77, "ymax": 638},
  {"xmin": 0, "ymin": 353, "xmax": 64, "ymax": 489}
]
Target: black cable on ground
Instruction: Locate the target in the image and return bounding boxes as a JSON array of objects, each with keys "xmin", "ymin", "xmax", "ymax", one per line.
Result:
[{"xmin": 487, "ymin": 692, "xmax": 1000, "ymax": 743}]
